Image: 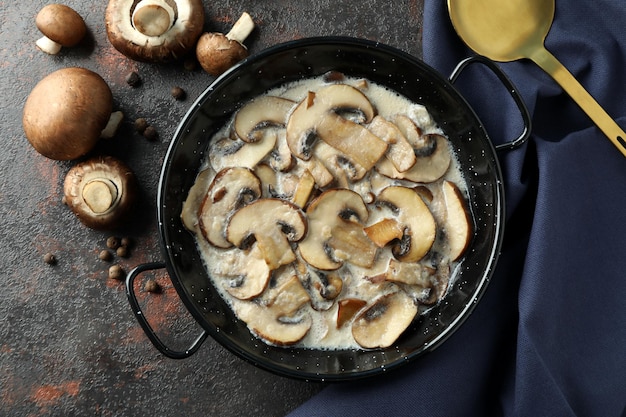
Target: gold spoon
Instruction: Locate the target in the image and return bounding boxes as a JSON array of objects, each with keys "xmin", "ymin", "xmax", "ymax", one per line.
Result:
[{"xmin": 448, "ymin": 0, "xmax": 626, "ymax": 157}]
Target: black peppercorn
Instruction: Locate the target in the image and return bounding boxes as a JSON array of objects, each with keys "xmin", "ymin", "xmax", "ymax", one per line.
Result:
[
  {"xmin": 108, "ymin": 264, "xmax": 125, "ymax": 281},
  {"xmin": 134, "ymin": 117, "xmax": 148, "ymax": 133},
  {"xmin": 120, "ymin": 237, "xmax": 133, "ymax": 248},
  {"xmin": 116, "ymin": 245, "xmax": 129, "ymax": 258},
  {"xmin": 106, "ymin": 236, "xmax": 121, "ymax": 250},
  {"xmin": 99, "ymin": 250, "xmax": 113, "ymax": 262},
  {"xmin": 125, "ymin": 71, "xmax": 141, "ymax": 87},
  {"xmin": 171, "ymin": 86, "xmax": 186, "ymax": 101},
  {"xmin": 144, "ymin": 279, "xmax": 160, "ymax": 293},
  {"xmin": 43, "ymin": 252, "xmax": 57, "ymax": 265},
  {"xmin": 143, "ymin": 125, "xmax": 158, "ymax": 141}
]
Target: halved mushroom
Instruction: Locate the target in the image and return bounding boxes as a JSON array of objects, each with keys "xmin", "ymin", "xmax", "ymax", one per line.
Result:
[
  {"xmin": 352, "ymin": 290, "xmax": 418, "ymax": 349},
  {"xmin": 367, "ymin": 186, "xmax": 436, "ymax": 263},
  {"xmin": 286, "ymin": 84, "xmax": 388, "ymax": 170},
  {"xmin": 208, "ymin": 132, "xmax": 277, "ymax": 172},
  {"xmin": 235, "ymin": 273, "xmax": 312, "ymax": 346},
  {"xmin": 234, "ymin": 96, "xmax": 295, "ymax": 143},
  {"xmin": 226, "ymin": 199, "xmax": 307, "ymax": 270},
  {"xmin": 198, "ymin": 167, "xmax": 261, "ymax": 248},
  {"xmin": 63, "ymin": 156, "xmax": 136, "ymax": 230},
  {"xmin": 298, "ymin": 189, "xmax": 377, "ymax": 270},
  {"xmin": 368, "ymin": 115, "xmax": 417, "ymax": 172},
  {"xmin": 105, "ymin": 0, "xmax": 205, "ymax": 62},
  {"xmin": 218, "ymin": 245, "xmax": 271, "ymax": 300},
  {"xmin": 440, "ymin": 180, "xmax": 473, "ymax": 261}
]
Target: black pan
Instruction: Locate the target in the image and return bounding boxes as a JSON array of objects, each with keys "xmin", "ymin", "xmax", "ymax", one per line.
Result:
[{"xmin": 126, "ymin": 37, "xmax": 530, "ymax": 381}]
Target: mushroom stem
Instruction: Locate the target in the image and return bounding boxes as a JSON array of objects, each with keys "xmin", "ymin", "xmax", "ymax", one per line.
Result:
[
  {"xmin": 100, "ymin": 111, "xmax": 124, "ymax": 139},
  {"xmin": 35, "ymin": 36, "xmax": 62, "ymax": 54},
  {"xmin": 132, "ymin": 0, "xmax": 176, "ymax": 37},
  {"xmin": 226, "ymin": 12, "xmax": 255, "ymax": 43},
  {"xmin": 82, "ymin": 179, "xmax": 118, "ymax": 214}
]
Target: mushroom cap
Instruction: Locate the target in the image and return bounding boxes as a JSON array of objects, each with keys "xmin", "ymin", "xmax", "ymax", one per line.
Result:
[
  {"xmin": 105, "ymin": 0, "xmax": 205, "ymax": 62},
  {"xmin": 22, "ymin": 67, "xmax": 113, "ymax": 160},
  {"xmin": 63, "ymin": 156, "xmax": 137, "ymax": 230},
  {"xmin": 36, "ymin": 4, "xmax": 87, "ymax": 47},
  {"xmin": 196, "ymin": 32, "xmax": 248, "ymax": 76}
]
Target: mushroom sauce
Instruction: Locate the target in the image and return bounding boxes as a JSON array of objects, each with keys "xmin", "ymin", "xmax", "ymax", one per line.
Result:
[{"xmin": 182, "ymin": 74, "xmax": 472, "ymax": 350}]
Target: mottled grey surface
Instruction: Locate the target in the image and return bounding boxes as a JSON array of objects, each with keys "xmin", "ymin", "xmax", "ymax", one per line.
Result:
[{"xmin": 0, "ymin": 1, "xmax": 423, "ymax": 415}]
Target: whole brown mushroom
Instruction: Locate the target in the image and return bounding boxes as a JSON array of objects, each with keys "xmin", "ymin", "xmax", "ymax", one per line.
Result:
[
  {"xmin": 35, "ymin": 4, "xmax": 87, "ymax": 55},
  {"xmin": 105, "ymin": 0, "xmax": 205, "ymax": 62},
  {"xmin": 64, "ymin": 156, "xmax": 137, "ymax": 230},
  {"xmin": 196, "ymin": 12, "xmax": 255, "ymax": 76},
  {"xmin": 22, "ymin": 67, "xmax": 120, "ymax": 161}
]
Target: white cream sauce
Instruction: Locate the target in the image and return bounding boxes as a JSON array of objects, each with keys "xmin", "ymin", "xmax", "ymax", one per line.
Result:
[{"xmin": 182, "ymin": 75, "xmax": 469, "ymax": 350}]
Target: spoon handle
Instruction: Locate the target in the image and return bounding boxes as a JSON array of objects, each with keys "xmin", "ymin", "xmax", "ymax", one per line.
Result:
[{"xmin": 530, "ymin": 47, "xmax": 626, "ymax": 157}]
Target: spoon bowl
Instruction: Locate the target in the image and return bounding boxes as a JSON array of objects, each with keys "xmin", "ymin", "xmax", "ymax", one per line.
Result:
[{"xmin": 448, "ymin": 0, "xmax": 626, "ymax": 157}]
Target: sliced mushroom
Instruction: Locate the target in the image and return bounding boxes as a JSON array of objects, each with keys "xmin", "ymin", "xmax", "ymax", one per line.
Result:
[
  {"xmin": 268, "ymin": 130, "xmax": 296, "ymax": 172},
  {"xmin": 253, "ymin": 163, "xmax": 278, "ymax": 197},
  {"xmin": 234, "ymin": 273, "xmax": 312, "ymax": 346},
  {"xmin": 298, "ymin": 189, "xmax": 377, "ymax": 270},
  {"xmin": 313, "ymin": 141, "xmax": 367, "ymax": 187},
  {"xmin": 286, "ymin": 84, "xmax": 388, "ymax": 170},
  {"xmin": 198, "ymin": 167, "xmax": 261, "ymax": 248},
  {"xmin": 105, "ymin": 0, "xmax": 205, "ymax": 62},
  {"xmin": 226, "ymin": 199, "xmax": 307, "ymax": 270},
  {"xmin": 35, "ymin": 4, "xmax": 87, "ymax": 55},
  {"xmin": 63, "ymin": 156, "xmax": 136, "ymax": 230},
  {"xmin": 440, "ymin": 180, "xmax": 473, "ymax": 261},
  {"xmin": 218, "ymin": 245, "xmax": 271, "ymax": 300},
  {"xmin": 234, "ymin": 96, "xmax": 295, "ymax": 143},
  {"xmin": 208, "ymin": 131, "xmax": 277, "ymax": 172},
  {"xmin": 196, "ymin": 12, "xmax": 255, "ymax": 76},
  {"xmin": 23, "ymin": 67, "xmax": 114, "ymax": 161},
  {"xmin": 376, "ymin": 132, "xmax": 452, "ymax": 184},
  {"xmin": 352, "ymin": 290, "xmax": 418, "ymax": 349},
  {"xmin": 371, "ymin": 186, "xmax": 436, "ymax": 262},
  {"xmin": 380, "ymin": 258, "xmax": 435, "ymax": 287},
  {"xmin": 368, "ymin": 115, "xmax": 417, "ymax": 172},
  {"xmin": 296, "ymin": 156, "xmax": 334, "ymax": 188}
]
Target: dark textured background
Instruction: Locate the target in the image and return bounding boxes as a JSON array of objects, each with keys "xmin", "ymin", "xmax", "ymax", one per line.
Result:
[{"xmin": 0, "ymin": 1, "xmax": 423, "ymax": 415}]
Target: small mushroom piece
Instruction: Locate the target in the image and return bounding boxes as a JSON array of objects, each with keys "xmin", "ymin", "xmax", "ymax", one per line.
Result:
[
  {"xmin": 298, "ymin": 189, "xmax": 378, "ymax": 271},
  {"xmin": 105, "ymin": 0, "xmax": 205, "ymax": 62},
  {"xmin": 198, "ymin": 167, "xmax": 261, "ymax": 248},
  {"xmin": 23, "ymin": 67, "xmax": 113, "ymax": 160},
  {"xmin": 373, "ymin": 186, "xmax": 437, "ymax": 263},
  {"xmin": 286, "ymin": 84, "xmax": 388, "ymax": 170},
  {"xmin": 196, "ymin": 12, "xmax": 255, "ymax": 76},
  {"xmin": 226, "ymin": 199, "xmax": 307, "ymax": 270},
  {"xmin": 35, "ymin": 4, "xmax": 87, "ymax": 55},
  {"xmin": 234, "ymin": 274, "xmax": 312, "ymax": 346},
  {"xmin": 234, "ymin": 96, "xmax": 295, "ymax": 143},
  {"xmin": 336, "ymin": 298, "xmax": 367, "ymax": 328},
  {"xmin": 352, "ymin": 291, "xmax": 418, "ymax": 349},
  {"xmin": 63, "ymin": 156, "xmax": 136, "ymax": 230},
  {"xmin": 368, "ymin": 115, "xmax": 417, "ymax": 172}
]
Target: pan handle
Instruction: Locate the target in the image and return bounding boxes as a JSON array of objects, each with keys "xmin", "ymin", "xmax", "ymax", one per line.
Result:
[
  {"xmin": 449, "ymin": 55, "xmax": 532, "ymax": 151},
  {"xmin": 126, "ymin": 262, "xmax": 208, "ymax": 359}
]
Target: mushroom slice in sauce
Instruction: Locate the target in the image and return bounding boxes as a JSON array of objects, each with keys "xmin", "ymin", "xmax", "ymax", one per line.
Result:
[
  {"xmin": 298, "ymin": 189, "xmax": 377, "ymax": 271},
  {"xmin": 234, "ymin": 96, "xmax": 295, "ymax": 143},
  {"xmin": 198, "ymin": 167, "xmax": 261, "ymax": 248},
  {"xmin": 286, "ymin": 84, "xmax": 387, "ymax": 170},
  {"xmin": 352, "ymin": 290, "xmax": 418, "ymax": 349},
  {"xmin": 209, "ymin": 131, "xmax": 277, "ymax": 172},
  {"xmin": 226, "ymin": 199, "xmax": 307, "ymax": 270},
  {"xmin": 368, "ymin": 115, "xmax": 417, "ymax": 173}
]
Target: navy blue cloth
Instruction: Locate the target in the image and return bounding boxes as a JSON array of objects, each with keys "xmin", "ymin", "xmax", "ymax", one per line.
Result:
[{"xmin": 288, "ymin": 1, "xmax": 626, "ymax": 416}]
